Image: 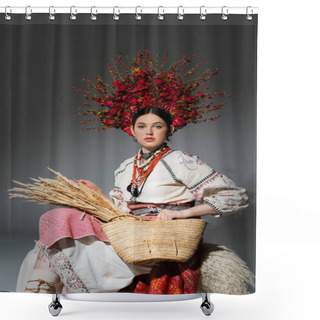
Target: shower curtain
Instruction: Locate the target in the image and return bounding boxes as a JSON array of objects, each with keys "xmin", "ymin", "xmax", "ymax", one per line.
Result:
[{"xmin": 0, "ymin": 7, "xmax": 257, "ymax": 296}]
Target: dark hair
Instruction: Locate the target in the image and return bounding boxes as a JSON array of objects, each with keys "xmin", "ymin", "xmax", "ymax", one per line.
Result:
[{"xmin": 132, "ymin": 106, "xmax": 173, "ymax": 128}]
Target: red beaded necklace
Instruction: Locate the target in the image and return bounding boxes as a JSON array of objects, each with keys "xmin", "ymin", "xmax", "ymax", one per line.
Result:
[{"xmin": 129, "ymin": 145, "xmax": 171, "ymax": 198}]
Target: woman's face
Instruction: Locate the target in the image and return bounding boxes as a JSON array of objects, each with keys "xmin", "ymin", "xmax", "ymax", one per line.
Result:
[{"xmin": 130, "ymin": 113, "xmax": 174, "ymax": 152}]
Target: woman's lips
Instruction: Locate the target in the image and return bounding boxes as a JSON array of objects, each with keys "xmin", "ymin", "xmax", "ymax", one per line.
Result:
[{"xmin": 144, "ymin": 138, "xmax": 155, "ymax": 142}]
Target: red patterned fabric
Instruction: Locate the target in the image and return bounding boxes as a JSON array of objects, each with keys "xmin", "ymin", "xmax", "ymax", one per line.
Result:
[
  {"xmin": 167, "ymin": 276, "xmax": 183, "ymax": 294},
  {"xmin": 179, "ymin": 267, "xmax": 200, "ymax": 293},
  {"xmin": 133, "ymin": 281, "xmax": 150, "ymax": 294},
  {"xmin": 122, "ymin": 250, "xmax": 201, "ymax": 295},
  {"xmin": 130, "ymin": 266, "xmax": 200, "ymax": 294},
  {"xmin": 149, "ymin": 274, "xmax": 169, "ymax": 294}
]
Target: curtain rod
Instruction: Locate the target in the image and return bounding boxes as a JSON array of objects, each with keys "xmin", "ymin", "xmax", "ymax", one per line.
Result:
[{"xmin": 0, "ymin": 6, "xmax": 258, "ymax": 15}]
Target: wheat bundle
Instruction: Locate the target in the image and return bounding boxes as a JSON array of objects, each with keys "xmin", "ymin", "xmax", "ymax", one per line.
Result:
[{"xmin": 8, "ymin": 168, "xmax": 126, "ymax": 222}]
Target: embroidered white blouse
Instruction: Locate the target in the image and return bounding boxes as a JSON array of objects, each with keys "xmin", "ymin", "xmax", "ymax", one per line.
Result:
[{"xmin": 109, "ymin": 150, "xmax": 249, "ymax": 216}]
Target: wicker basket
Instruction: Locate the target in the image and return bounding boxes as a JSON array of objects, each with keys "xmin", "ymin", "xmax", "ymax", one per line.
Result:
[{"xmin": 101, "ymin": 217, "xmax": 207, "ymax": 265}]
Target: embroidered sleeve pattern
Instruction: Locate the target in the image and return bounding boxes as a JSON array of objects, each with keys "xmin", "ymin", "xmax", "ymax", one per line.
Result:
[
  {"xmin": 177, "ymin": 151, "xmax": 206, "ymax": 170},
  {"xmin": 194, "ymin": 173, "xmax": 249, "ymax": 215},
  {"xmin": 173, "ymin": 151, "xmax": 249, "ymax": 216},
  {"xmin": 109, "ymin": 159, "xmax": 132, "ymax": 214},
  {"xmin": 160, "ymin": 158, "xmax": 181, "ymax": 183},
  {"xmin": 115, "ymin": 160, "xmax": 134, "ymax": 177},
  {"xmin": 109, "ymin": 187, "xmax": 131, "ymax": 214},
  {"xmin": 109, "ymin": 187, "xmax": 124, "ymax": 201}
]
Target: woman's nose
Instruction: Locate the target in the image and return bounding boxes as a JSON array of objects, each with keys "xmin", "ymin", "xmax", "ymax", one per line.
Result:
[{"xmin": 146, "ymin": 126, "xmax": 153, "ymax": 135}]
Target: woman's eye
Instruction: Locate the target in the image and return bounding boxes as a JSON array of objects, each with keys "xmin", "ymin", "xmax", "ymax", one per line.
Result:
[
  {"xmin": 138, "ymin": 125, "xmax": 145, "ymax": 129},
  {"xmin": 154, "ymin": 125, "xmax": 163, "ymax": 129}
]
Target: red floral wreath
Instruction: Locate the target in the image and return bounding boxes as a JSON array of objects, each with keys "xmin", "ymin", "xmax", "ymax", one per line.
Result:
[{"xmin": 73, "ymin": 50, "xmax": 230, "ymax": 136}]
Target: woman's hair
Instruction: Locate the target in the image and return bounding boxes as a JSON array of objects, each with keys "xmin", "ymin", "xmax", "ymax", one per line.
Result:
[{"xmin": 132, "ymin": 106, "xmax": 173, "ymax": 128}]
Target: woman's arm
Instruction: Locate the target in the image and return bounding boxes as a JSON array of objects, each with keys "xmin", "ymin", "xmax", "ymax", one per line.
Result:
[
  {"xmin": 164, "ymin": 151, "xmax": 249, "ymax": 219},
  {"xmin": 156, "ymin": 204, "xmax": 219, "ymax": 221}
]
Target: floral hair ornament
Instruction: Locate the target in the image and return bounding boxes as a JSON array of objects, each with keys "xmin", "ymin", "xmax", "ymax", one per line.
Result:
[{"xmin": 73, "ymin": 50, "xmax": 230, "ymax": 136}]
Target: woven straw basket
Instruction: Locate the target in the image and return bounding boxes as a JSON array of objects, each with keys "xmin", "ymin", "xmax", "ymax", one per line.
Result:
[{"xmin": 101, "ymin": 217, "xmax": 207, "ymax": 265}]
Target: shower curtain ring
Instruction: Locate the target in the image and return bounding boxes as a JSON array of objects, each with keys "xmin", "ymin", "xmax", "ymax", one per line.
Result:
[
  {"xmin": 246, "ymin": 6, "xmax": 253, "ymax": 21},
  {"xmin": 177, "ymin": 6, "xmax": 184, "ymax": 20},
  {"xmin": 200, "ymin": 6, "xmax": 207, "ymax": 20},
  {"xmin": 221, "ymin": 6, "xmax": 229, "ymax": 21},
  {"xmin": 5, "ymin": 6, "xmax": 12, "ymax": 21},
  {"xmin": 49, "ymin": 6, "xmax": 55, "ymax": 21},
  {"xmin": 25, "ymin": 6, "xmax": 32, "ymax": 20},
  {"xmin": 135, "ymin": 6, "xmax": 142, "ymax": 20},
  {"xmin": 70, "ymin": 6, "xmax": 77, "ymax": 20},
  {"xmin": 90, "ymin": 6, "xmax": 98, "ymax": 21},
  {"xmin": 157, "ymin": 6, "xmax": 164, "ymax": 20},
  {"xmin": 113, "ymin": 6, "xmax": 120, "ymax": 20}
]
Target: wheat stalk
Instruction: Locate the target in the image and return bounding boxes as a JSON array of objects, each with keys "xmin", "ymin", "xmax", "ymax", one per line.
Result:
[{"xmin": 8, "ymin": 168, "xmax": 132, "ymax": 222}]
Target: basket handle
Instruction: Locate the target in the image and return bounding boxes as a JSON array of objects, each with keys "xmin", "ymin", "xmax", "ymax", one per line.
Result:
[
  {"xmin": 105, "ymin": 214, "xmax": 145, "ymax": 223},
  {"xmin": 105, "ymin": 214, "xmax": 156, "ymax": 223}
]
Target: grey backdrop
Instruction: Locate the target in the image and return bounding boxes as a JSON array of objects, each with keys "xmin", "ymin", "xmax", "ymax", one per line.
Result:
[{"xmin": 0, "ymin": 14, "xmax": 257, "ymax": 292}]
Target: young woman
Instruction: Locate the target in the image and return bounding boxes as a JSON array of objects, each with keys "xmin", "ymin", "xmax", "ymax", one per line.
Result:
[
  {"xmin": 81, "ymin": 106, "xmax": 247, "ymax": 219},
  {"xmin": 16, "ymin": 106, "xmax": 248, "ymax": 295}
]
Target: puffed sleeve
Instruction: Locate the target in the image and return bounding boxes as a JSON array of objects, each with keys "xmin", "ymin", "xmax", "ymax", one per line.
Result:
[
  {"xmin": 174, "ymin": 151, "xmax": 249, "ymax": 216},
  {"xmin": 108, "ymin": 162, "xmax": 131, "ymax": 214},
  {"xmin": 109, "ymin": 186, "xmax": 131, "ymax": 214}
]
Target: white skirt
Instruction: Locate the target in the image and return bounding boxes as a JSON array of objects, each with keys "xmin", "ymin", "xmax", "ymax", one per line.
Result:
[{"xmin": 16, "ymin": 236, "xmax": 152, "ymax": 293}]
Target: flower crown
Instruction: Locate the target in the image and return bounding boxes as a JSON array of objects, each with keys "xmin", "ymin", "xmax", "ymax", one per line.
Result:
[{"xmin": 73, "ymin": 50, "xmax": 230, "ymax": 136}]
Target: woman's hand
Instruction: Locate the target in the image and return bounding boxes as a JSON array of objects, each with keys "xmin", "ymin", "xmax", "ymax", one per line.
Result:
[
  {"xmin": 78, "ymin": 179, "xmax": 110, "ymax": 200},
  {"xmin": 156, "ymin": 204, "xmax": 220, "ymax": 220},
  {"xmin": 156, "ymin": 209, "xmax": 181, "ymax": 221}
]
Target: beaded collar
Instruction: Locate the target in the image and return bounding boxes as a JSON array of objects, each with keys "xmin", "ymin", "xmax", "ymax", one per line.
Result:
[
  {"xmin": 136, "ymin": 144, "xmax": 168, "ymax": 170},
  {"xmin": 127, "ymin": 144, "xmax": 171, "ymax": 198}
]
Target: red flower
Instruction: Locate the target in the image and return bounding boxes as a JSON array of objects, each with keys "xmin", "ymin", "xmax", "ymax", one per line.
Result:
[
  {"xmin": 136, "ymin": 70, "xmax": 146, "ymax": 76},
  {"xmin": 74, "ymin": 49, "xmax": 228, "ymax": 135},
  {"xmin": 123, "ymin": 113, "xmax": 131, "ymax": 122},
  {"xmin": 117, "ymin": 84, "xmax": 126, "ymax": 92},
  {"xmin": 108, "ymin": 108, "xmax": 118, "ymax": 116},
  {"xmin": 154, "ymin": 78, "xmax": 164, "ymax": 86},
  {"xmin": 104, "ymin": 119, "xmax": 113, "ymax": 126},
  {"xmin": 123, "ymin": 126, "xmax": 133, "ymax": 136},
  {"xmin": 172, "ymin": 117, "xmax": 185, "ymax": 128}
]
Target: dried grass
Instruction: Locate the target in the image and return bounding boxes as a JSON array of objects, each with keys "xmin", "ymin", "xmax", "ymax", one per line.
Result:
[{"xmin": 8, "ymin": 168, "xmax": 132, "ymax": 222}]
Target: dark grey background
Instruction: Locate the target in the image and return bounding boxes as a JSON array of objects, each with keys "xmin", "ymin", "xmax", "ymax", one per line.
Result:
[{"xmin": 0, "ymin": 14, "xmax": 257, "ymax": 292}]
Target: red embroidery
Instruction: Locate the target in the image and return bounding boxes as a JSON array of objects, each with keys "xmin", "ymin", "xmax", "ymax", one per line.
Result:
[
  {"xmin": 124, "ymin": 257, "xmax": 201, "ymax": 295},
  {"xmin": 149, "ymin": 274, "xmax": 169, "ymax": 294}
]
